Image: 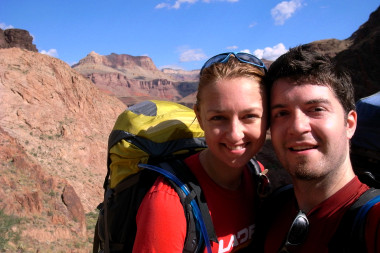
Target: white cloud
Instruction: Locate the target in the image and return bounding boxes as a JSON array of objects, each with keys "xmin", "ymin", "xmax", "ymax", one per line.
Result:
[
  {"xmin": 156, "ymin": 0, "xmax": 198, "ymax": 9},
  {"xmin": 40, "ymin": 49, "xmax": 58, "ymax": 57},
  {"xmin": 156, "ymin": 0, "xmax": 238, "ymax": 9},
  {"xmin": 155, "ymin": 3, "xmax": 170, "ymax": 9},
  {"xmin": 0, "ymin": 23, "xmax": 14, "ymax": 30},
  {"xmin": 179, "ymin": 48, "xmax": 207, "ymax": 62},
  {"xmin": 209, "ymin": 0, "xmax": 239, "ymax": 2},
  {"xmin": 69, "ymin": 61, "xmax": 78, "ymax": 67},
  {"xmin": 226, "ymin": 45, "xmax": 238, "ymax": 50},
  {"xmin": 248, "ymin": 22, "xmax": 257, "ymax": 28},
  {"xmin": 271, "ymin": 0, "xmax": 302, "ymax": 25},
  {"xmin": 240, "ymin": 49, "xmax": 251, "ymax": 54},
  {"xmin": 253, "ymin": 43, "xmax": 288, "ymax": 61}
]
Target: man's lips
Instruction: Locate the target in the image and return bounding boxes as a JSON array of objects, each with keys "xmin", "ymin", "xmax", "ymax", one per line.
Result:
[{"xmin": 289, "ymin": 145, "xmax": 318, "ymax": 151}]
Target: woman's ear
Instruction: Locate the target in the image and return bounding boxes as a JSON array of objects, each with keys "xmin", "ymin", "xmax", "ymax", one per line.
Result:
[
  {"xmin": 346, "ymin": 110, "xmax": 357, "ymax": 139},
  {"xmin": 194, "ymin": 104, "xmax": 204, "ymax": 130}
]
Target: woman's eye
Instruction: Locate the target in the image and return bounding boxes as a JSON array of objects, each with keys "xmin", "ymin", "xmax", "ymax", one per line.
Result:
[
  {"xmin": 210, "ymin": 115, "xmax": 224, "ymax": 121},
  {"xmin": 244, "ymin": 114, "xmax": 259, "ymax": 119}
]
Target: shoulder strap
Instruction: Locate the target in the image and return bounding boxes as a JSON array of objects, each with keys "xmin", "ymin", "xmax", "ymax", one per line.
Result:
[
  {"xmin": 250, "ymin": 184, "xmax": 294, "ymax": 252},
  {"xmin": 329, "ymin": 188, "xmax": 380, "ymax": 253},
  {"xmin": 158, "ymin": 160, "xmax": 218, "ymax": 243},
  {"xmin": 139, "ymin": 160, "xmax": 217, "ymax": 253}
]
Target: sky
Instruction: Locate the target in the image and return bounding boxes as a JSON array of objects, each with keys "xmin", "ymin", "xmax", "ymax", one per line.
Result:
[{"xmin": 1, "ymin": 0, "xmax": 379, "ymax": 71}]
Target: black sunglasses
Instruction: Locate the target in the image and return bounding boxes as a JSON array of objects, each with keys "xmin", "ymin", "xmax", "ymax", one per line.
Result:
[
  {"xmin": 278, "ymin": 210, "xmax": 309, "ymax": 253},
  {"xmin": 200, "ymin": 52, "xmax": 267, "ymax": 75}
]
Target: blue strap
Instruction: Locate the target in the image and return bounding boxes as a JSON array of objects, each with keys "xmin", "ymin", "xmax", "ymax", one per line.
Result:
[
  {"xmin": 138, "ymin": 163, "xmax": 212, "ymax": 253},
  {"xmin": 352, "ymin": 195, "xmax": 380, "ymax": 233}
]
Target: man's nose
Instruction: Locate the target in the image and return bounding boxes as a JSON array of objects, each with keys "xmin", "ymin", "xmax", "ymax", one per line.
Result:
[{"xmin": 288, "ymin": 111, "xmax": 311, "ymax": 135}]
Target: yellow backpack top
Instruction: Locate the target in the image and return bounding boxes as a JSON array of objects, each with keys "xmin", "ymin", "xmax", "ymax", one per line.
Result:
[{"xmin": 107, "ymin": 100, "xmax": 206, "ymax": 188}]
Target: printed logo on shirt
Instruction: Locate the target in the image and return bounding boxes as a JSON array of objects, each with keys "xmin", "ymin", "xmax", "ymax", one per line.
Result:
[{"xmin": 218, "ymin": 224, "xmax": 255, "ymax": 253}]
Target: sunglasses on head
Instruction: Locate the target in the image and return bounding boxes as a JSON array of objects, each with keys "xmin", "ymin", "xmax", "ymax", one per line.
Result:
[
  {"xmin": 200, "ymin": 52, "xmax": 267, "ymax": 75},
  {"xmin": 278, "ymin": 210, "xmax": 309, "ymax": 253}
]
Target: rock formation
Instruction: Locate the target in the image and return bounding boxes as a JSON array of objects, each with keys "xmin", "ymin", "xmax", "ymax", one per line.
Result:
[
  {"xmin": 303, "ymin": 6, "xmax": 380, "ymax": 100},
  {"xmin": 335, "ymin": 5, "xmax": 380, "ymax": 100},
  {"xmin": 0, "ymin": 126, "xmax": 86, "ymax": 251},
  {"xmin": 162, "ymin": 68, "xmax": 200, "ymax": 82},
  {"xmin": 0, "ymin": 48, "xmax": 125, "ymax": 251},
  {"xmin": 73, "ymin": 52, "xmax": 199, "ymax": 106},
  {"xmin": 0, "ymin": 28, "xmax": 38, "ymax": 52}
]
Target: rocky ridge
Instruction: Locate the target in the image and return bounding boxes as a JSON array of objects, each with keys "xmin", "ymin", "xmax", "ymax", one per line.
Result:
[
  {"xmin": 0, "ymin": 126, "xmax": 86, "ymax": 251},
  {"xmin": 0, "ymin": 28, "xmax": 38, "ymax": 52},
  {"xmin": 0, "ymin": 48, "xmax": 125, "ymax": 251},
  {"xmin": 304, "ymin": 6, "xmax": 380, "ymax": 100},
  {"xmin": 335, "ymin": 5, "xmax": 380, "ymax": 99}
]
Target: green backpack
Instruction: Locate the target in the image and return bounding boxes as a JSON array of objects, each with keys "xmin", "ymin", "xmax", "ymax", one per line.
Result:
[{"xmin": 92, "ymin": 100, "xmax": 270, "ymax": 253}]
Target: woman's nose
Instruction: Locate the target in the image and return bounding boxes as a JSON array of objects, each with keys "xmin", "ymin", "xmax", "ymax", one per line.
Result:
[{"xmin": 227, "ymin": 119, "xmax": 245, "ymax": 141}]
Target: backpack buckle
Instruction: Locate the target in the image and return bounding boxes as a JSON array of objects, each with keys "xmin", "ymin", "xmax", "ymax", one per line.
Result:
[{"xmin": 257, "ymin": 169, "xmax": 272, "ymax": 198}]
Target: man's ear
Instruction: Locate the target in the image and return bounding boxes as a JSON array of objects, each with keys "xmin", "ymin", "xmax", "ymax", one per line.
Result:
[
  {"xmin": 194, "ymin": 104, "xmax": 204, "ymax": 130},
  {"xmin": 346, "ymin": 110, "xmax": 357, "ymax": 139}
]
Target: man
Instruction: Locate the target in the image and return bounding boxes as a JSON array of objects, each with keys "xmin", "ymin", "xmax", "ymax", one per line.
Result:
[{"xmin": 262, "ymin": 46, "xmax": 380, "ymax": 253}]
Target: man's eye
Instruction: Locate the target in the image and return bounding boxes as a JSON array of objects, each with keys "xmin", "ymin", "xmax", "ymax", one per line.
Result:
[
  {"xmin": 312, "ymin": 107, "xmax": 325, "ymax": 112},
  {"xmin": 272, "ymin": 111, "xmax": 288, "ymax": 118}
]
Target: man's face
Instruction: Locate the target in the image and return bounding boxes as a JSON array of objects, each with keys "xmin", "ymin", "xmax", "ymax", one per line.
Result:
[{"xmin": 270, "ymin": 78, "xmax": 356, "ymax": 181}]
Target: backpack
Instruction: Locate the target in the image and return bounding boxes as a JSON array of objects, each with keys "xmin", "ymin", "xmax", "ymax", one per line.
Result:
[
  {"xmin": 327, "ymin": 91, "xmax": 380, "ymax": 252},
  {"xmin": 253, "ymin": 184, "xmax": 380, "ymax": 253},
  {"xmin": 328, "ymin": 188, "xmax": 380, "ymax": 252},
  {"xmin": 351, "ymin": 91, "xmax": 380, "ymax": 188},
  {"xmin": 92, "ymin": 100, "xmax": 271, "ymax": 253}
]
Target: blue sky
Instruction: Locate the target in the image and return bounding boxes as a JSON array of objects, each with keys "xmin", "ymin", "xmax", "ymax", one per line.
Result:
[{"xmin": 1, "ymin": 0, "xmax": 379, "ymax": 71}]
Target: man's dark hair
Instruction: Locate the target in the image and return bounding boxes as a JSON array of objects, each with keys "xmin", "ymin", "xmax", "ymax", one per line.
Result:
[{"xmin": 265, "ymin": 45, "xmax": 355, "ymax": 114}]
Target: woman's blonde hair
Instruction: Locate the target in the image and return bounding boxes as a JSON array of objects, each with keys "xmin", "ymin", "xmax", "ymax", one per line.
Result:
[{"xmin": 195, "ymin": 56, "xmax": 266, "ymax": 110}]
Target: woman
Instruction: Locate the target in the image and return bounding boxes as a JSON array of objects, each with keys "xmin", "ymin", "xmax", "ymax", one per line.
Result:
[{"xmin": 133, "ymin": 52, "xmax": 268, "ymax": 252}]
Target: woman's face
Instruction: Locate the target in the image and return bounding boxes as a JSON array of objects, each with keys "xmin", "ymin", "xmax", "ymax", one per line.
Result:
[{"xmin": 195, "ymin": 77, "xmax": 267, "ymax": 170}]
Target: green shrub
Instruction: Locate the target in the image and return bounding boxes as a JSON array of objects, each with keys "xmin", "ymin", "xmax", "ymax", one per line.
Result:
[
  {"xmin": 85, "ymin": 210, "xmax": 99, "ymax": 231},
  {"xmin": 0, "ymin": 209, "xmax": 22, "ymax": 250}
]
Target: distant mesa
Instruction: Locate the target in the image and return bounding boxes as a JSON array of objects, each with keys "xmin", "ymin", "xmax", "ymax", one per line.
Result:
[{"xmin": 72, "ymin": 51, "xmax": 200, "ymax": 106}]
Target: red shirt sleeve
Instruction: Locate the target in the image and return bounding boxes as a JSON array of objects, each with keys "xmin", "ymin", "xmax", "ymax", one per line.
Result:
[{"xmin": 132, "ymin": 176, "xmax": 187, "ymax": 253}]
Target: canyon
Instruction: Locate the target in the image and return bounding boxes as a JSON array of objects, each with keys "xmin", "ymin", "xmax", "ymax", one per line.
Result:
[{"xmin": 0, "ymin": 6, "xmax": 379, "ymax": 252}]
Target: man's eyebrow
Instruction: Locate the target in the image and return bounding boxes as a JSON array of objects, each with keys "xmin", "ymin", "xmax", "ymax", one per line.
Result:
[
  {"xmin": 271, "ymin": 104, "xmax": 285, "ymax": 110},
  {"xmin": 270, "ymin": 98, "xmax": 332, "ymax": 110},
  {"xmin": 306, "ymin": 98, "xmax": 332, "ymax": 105}
]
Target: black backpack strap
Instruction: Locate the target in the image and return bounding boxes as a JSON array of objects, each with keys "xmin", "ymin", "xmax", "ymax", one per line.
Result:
[
  {"xmin": 329, "ymin": 188, "xmax": 380, "ymax": 253},
  {"xmin": 250, "ymin": 184, "xmax": 294, "ymax": 252},
  {"xmin": 96, "ymin": 170, "xmax": 158, "ymax": 253},
  {"xmin": 93, "ymin": 218, "xmax": 101, "ymax": 253},
  {"xmin": 247, "ymin": 158, "xmax": 272, "ymax": 198}
]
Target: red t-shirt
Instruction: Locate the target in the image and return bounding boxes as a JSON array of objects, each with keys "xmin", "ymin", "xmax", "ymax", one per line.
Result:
[
  {"xmin": 132, "ymin": 153, "xmax": 261, "ymax": 253},
  {"xmin": 264, "ymin": 176, "xmax": 380, "ymax": 253}
]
